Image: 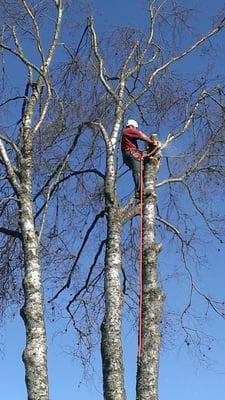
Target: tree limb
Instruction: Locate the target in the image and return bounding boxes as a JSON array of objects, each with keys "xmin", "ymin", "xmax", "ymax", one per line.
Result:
[{"xmin": 0, "ymin": 226, "xmax": 21, "ymax": 239}]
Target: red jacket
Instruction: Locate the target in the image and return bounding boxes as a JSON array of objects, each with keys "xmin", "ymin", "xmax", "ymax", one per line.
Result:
[{"xmin": 121, "ymin": 127, "xmax": 150, "ymax": 152}]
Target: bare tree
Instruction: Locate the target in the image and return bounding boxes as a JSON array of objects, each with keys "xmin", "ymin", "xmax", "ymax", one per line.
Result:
[
  {"xmin": 0, "ymin": 1, "xmax": 64, "ymax": 398},
  {"xmin": 0, "ymin": 1, "xmax": 110, "ymax": 398}
]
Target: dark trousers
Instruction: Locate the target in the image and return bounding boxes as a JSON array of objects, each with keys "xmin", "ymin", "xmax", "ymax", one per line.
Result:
[{"xmin": 122, "ymin": 151, "xmax": 141, "ymax": 194}]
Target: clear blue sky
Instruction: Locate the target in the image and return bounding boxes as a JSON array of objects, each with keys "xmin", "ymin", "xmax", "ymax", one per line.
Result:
[{"xmin": 1, "ymin": 1, "xmax": 225, "ymax": 399}]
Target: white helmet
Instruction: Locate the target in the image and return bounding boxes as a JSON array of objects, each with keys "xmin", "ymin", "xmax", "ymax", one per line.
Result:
[{"xmin": 126, "ymin": 119, "xmax": 138, "ymax": 128}]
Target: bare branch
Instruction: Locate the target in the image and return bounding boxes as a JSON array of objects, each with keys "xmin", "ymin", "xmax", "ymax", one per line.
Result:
[
  {"xmin": 156, "ymin": 176, "xmax": 184, "ymax": 188},
  {"xmin": 124, "ymin": 1, "xmax": 163, "ymax": 79},
  {"xmin": 147, "ymin": 21, "xmax": 225, "ymax": 88},
  {"xmin": 180, "ymin": 246, "xmax": 225, "ymax": 341},
  {"xmin": 37, "ymin": 154, "xmax": 69, "ymax": 242},
  {"xmin": 45, "ymin": 0, "xmax": 63, "ymax": 69},
  {"xmin": 90, "ymin": 121, "xmax": 111, "ymax": 148},
  {"xmin": 156, "ymin": 215, "xmax": 184, "ymax": 242},
  {"xmin": 162, "ymin": 91, "xmax": 208, "ymax": 148},
  {"xmin": 49, "ymin": 210, "xmax": 105, "ymax": 302},
  {"xmin": 183, "ymin": 182, "xmax": 222, "ymax": 242},
  {"xmin": 34, "ymin": 123, "xmax": 102, "ymax": 207},
  {"xmin": 21, "ymin": 0, "xmax": 45, "ymax": 64},
  {"xmin": 0, "ymin": 134, "xmax": 22, "ymax": 158},
  {"xmin": 66, "ymin": 239, "xmax": 106, "ymax": 311},
  {"xmin": 0, "ymin": 96, "xmax": 26, "ymax": 108},
  {"xmin": 11, "ymin": 24, "xmax": 24, "ymax": 56},
  {"xmin": 0, "ymin": 139, "xmax": 21, "ymax": 194},
  {"xmin": 0, "ymin": 226, "xmax": 21, "ymax": 239},
  {"xmin": 121, "ymin": 202, "xmax": 140, "ymax": 224},
  {"xmin": 88, "ymin": 17, "xmax": 119, "ymax": 101},
  {"xmin": 0, "ymin": 42, "xmax": 44, "ymax": 77}
]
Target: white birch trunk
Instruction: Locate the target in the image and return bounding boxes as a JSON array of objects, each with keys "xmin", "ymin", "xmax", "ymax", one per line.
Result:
[
  {"xmin": 20, "ymin": 200, "xmax": 49, "ymax": 399},
  {"xmin": 19, "ymin": 93, "xmax": 49, "ymax": 399},
  {"xmin": 136, "ymin": 158, "xmax": 164, "ymax": 400},
  {"xmin": 101, "ymin": 153, "xmax": 126, "ymax": 400}
]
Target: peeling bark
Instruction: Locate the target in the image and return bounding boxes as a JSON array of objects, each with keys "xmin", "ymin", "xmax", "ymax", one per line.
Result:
[{"xmin": 136, "ymin": 158, "xmax": 164, "ymax": 400}]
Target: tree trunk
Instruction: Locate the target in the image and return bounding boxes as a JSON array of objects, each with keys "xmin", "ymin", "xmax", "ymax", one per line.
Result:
[
  {"xmin": 20, "ymin": 198, "xmax": 49, "ymax": 399},
  {"xmin": 136, "ymin": 158, "xmax": 164, "ymax": 400},
  {"xmin": 101, "ymin": 154, "xmax": 126, "ymax": 399},
  {"xmin": 19, "ymin": 151, "xmax": 49, "ymax": 399}
]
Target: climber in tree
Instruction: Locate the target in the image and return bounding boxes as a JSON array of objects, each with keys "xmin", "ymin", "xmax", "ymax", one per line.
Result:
[{"xmin": 121, "ymin": 119, "xmax": 160, "ymax": 198}]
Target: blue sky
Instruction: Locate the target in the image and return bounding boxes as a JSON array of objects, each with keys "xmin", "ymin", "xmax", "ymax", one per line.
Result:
[
  {"xmin": 1, "ymin": 0, "xmax": 225, "ymax": 399},
  {"xmin": 1, "ymin": 249, "xmax": 225, "ymax": 399}
]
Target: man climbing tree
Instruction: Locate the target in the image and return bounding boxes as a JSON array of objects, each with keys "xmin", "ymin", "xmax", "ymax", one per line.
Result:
[{"xmin": 121, "ymin": 119, "xmax": 161, "ymax": 198}]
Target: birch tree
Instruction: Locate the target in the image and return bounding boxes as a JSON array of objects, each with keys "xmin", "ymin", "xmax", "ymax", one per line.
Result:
[
  {"xmin": 0, "ymin": 1, "xmax": 64, "ymax": 398},
  {"xmin": 0, "ymin": 2, "xmax": 108, "ymax": 398}
]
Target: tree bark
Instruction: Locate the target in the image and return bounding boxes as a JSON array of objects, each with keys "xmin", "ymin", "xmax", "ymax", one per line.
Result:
[
  {"xmin": 101, "ymin": 152, "xmax": 126, "ymax": 400},
  {"xmin": 19, "ymin": 155, "xmax": 49, "ymax": 400},
  {"xmin": 136, "ymin": 157, "xmax": 164, "ymax": 400},
  {"xmin": 19, "ymin": 91, "xmax": 49, "ymax": 399}
]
